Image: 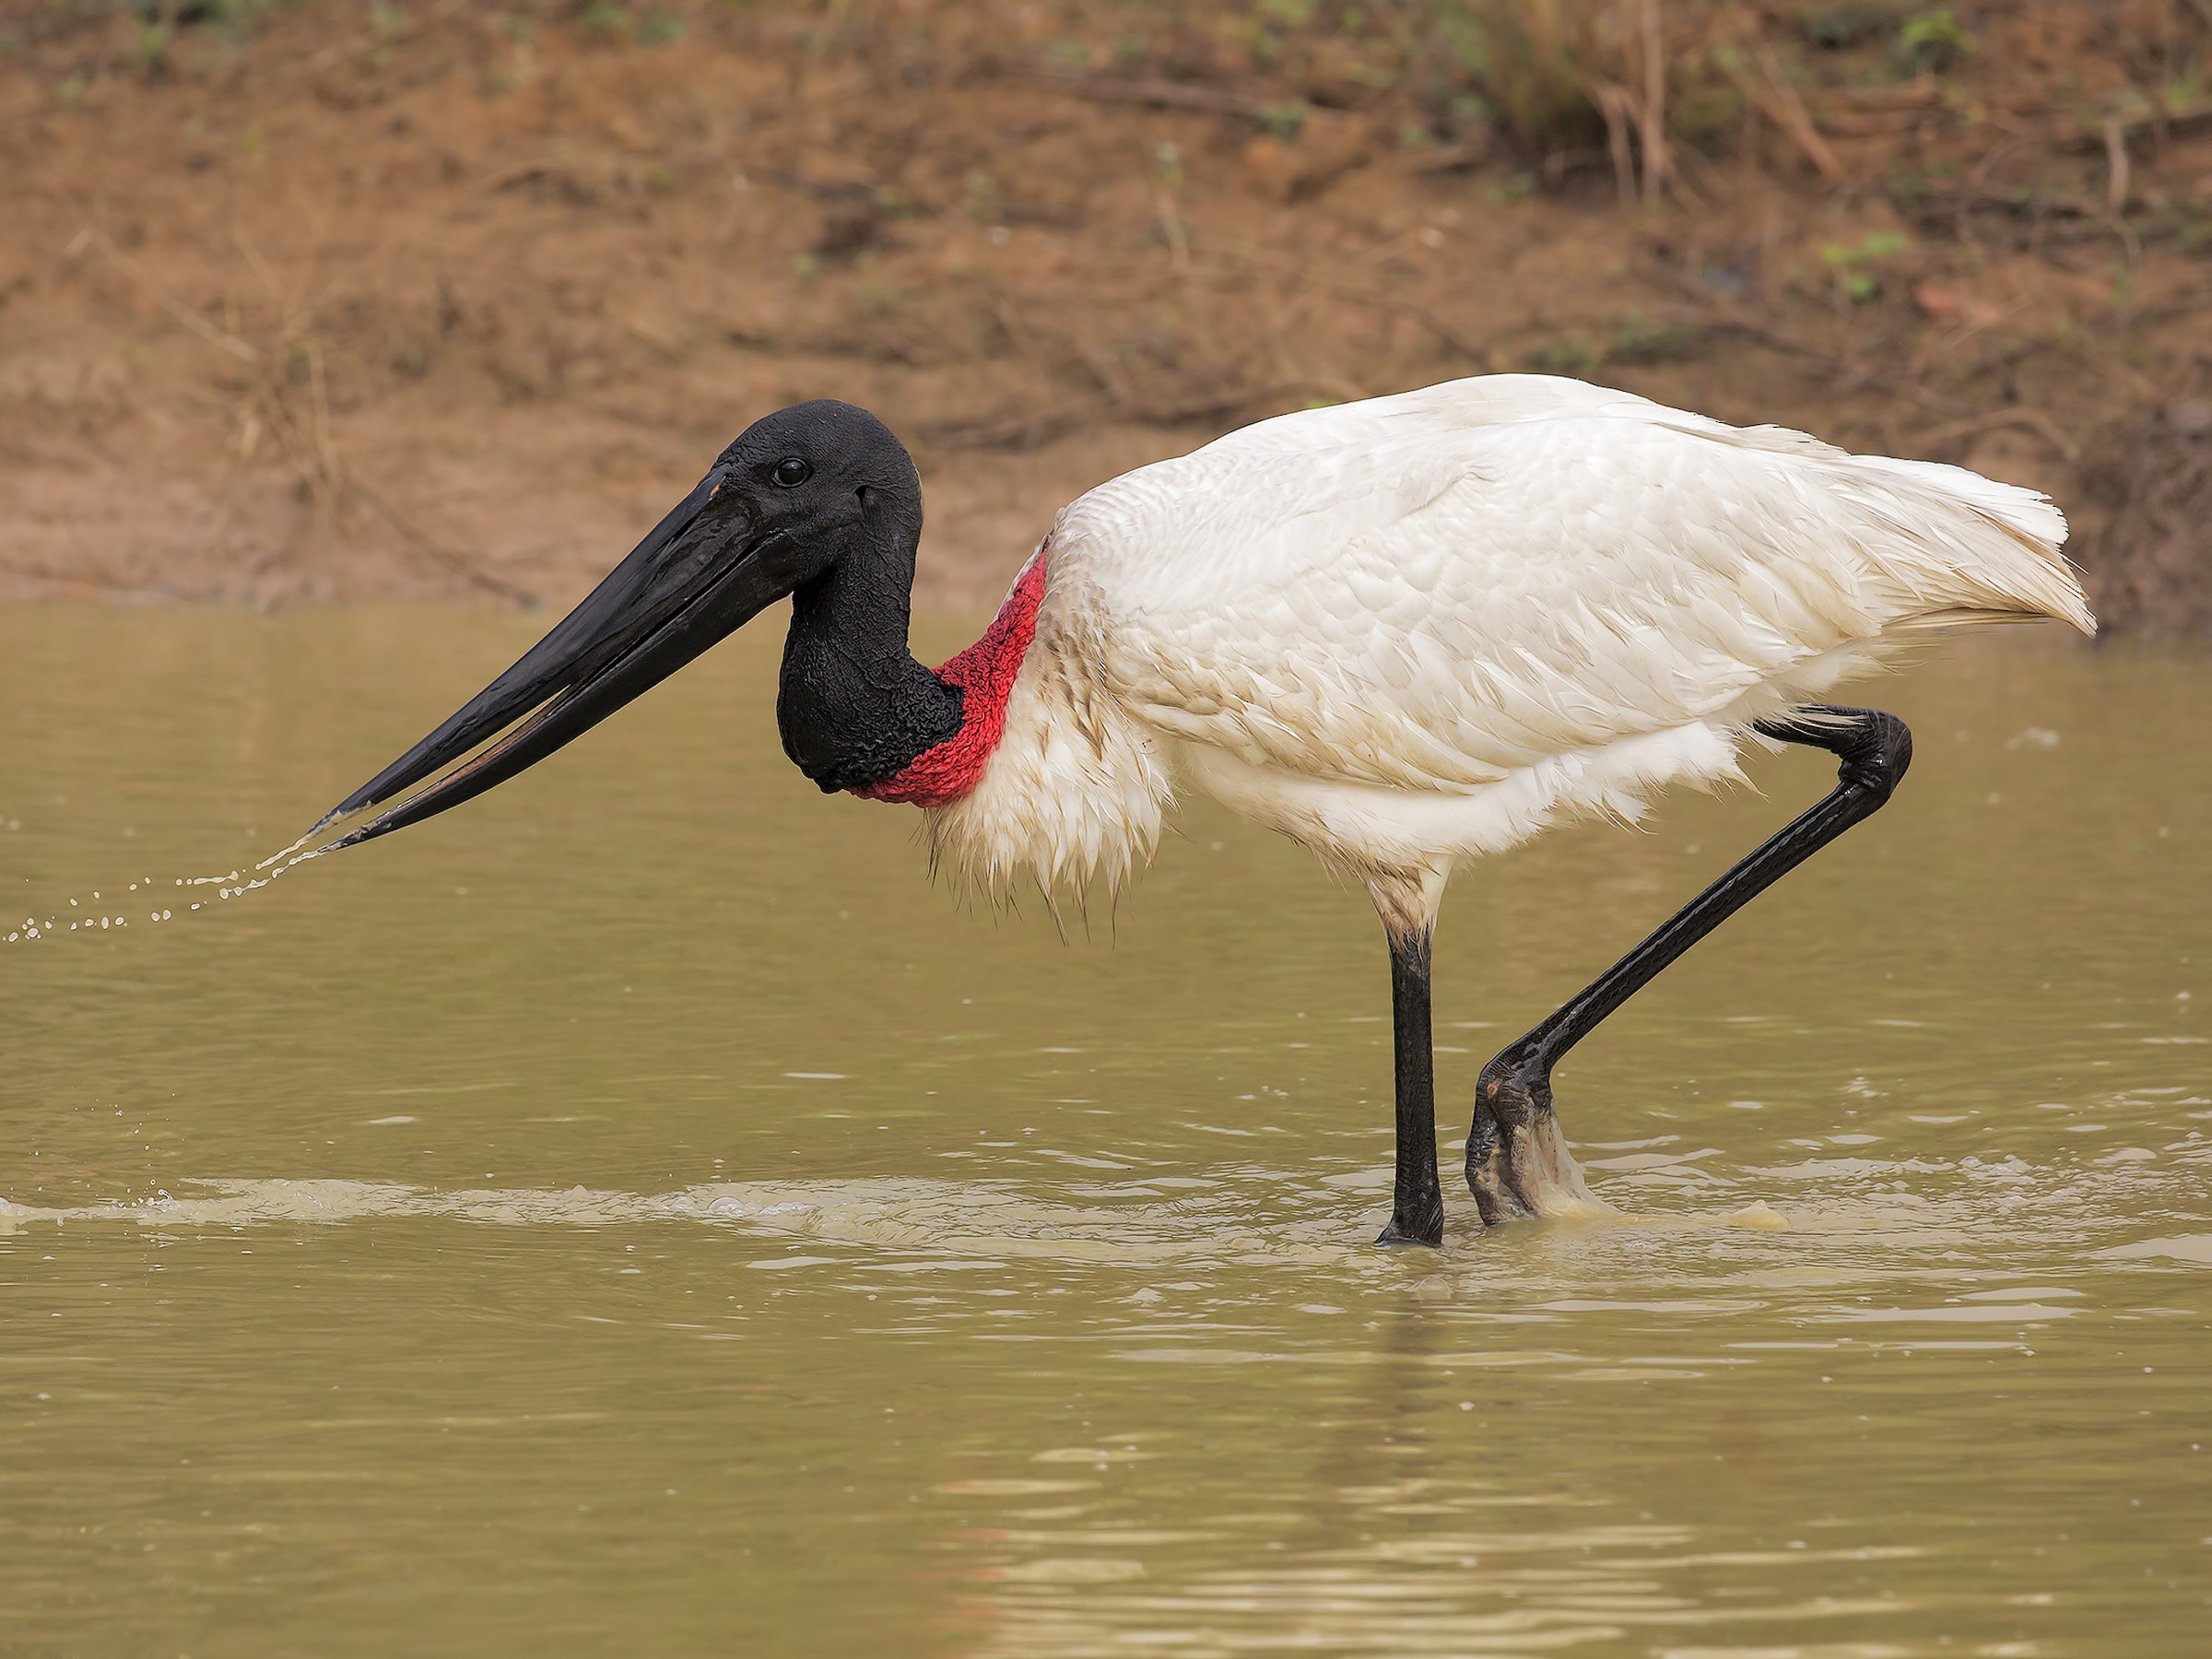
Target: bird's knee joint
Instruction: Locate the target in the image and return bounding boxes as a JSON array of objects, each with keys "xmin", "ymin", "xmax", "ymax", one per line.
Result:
[
  {"xmin": 1477, "ymin": 1052, "xmax": 1553, "ymax": 1123},
  {"xmin": 1476, "ymin": 1057, "xmax": 1521, "ymax": 1101},
  {"xmin": 1836, "ymin": 712, "xmax": 1912, "ymax": 801}
]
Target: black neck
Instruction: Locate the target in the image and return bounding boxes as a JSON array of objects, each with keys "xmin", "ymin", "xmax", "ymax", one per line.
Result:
[{"xmin": 776, "ymin": 483, "xmax": 963, "ymax": 793}]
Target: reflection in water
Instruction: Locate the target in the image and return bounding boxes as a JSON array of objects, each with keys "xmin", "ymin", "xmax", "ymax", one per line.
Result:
[{"xmin": 1, "ymin": 612, "xmax": 2207, "ymax": 1655}]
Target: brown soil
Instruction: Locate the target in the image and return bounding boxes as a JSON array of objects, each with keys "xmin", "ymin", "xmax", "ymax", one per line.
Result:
[{"xmin": 4, "ymin": 2, "xmax": 2209, "ymax": 629}]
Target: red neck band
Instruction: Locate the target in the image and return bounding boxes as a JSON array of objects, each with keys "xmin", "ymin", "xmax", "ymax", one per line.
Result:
[{"xmin": 850, "ymin": 553, "xmax": 1048, "ymax": 808}]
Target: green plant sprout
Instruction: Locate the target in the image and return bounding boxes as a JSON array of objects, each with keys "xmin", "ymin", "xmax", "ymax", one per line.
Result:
[
  {"xmin": 1899, "ymin": 9, "xmax": 1973, "ymax": 75},
  {"xmin": 1820, "ymin": 231, "xmax": 1910, "ymax": 302}
]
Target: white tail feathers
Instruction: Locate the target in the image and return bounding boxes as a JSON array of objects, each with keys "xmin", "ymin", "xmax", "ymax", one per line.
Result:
[
  {"xmin": 1825, "ymin": 452, "xmax": 2094, "ymax": 637},
  {"xmin": 1677, "ymin": 405, "xmax": 2090, "ymax": 638}
]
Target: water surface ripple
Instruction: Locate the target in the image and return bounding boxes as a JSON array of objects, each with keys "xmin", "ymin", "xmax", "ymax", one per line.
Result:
[{"xmin": 2, "ymin": 613, "xmax": 2206, "ymax": 1655}]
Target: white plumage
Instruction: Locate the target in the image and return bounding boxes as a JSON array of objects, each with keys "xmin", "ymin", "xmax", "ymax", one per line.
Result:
[{"xmin": 927, "ymin": 374, "xmax": 2089, "ymax": 927}]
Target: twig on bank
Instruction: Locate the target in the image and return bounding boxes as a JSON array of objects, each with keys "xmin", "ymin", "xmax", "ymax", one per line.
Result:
[
  {"xmin": 1016, "ymin": 65, "xmax": 1277, "ymax": 122},
  {"xmin": 350, "ymin": 478, "xmax": 543, "ymax": 606},
  {"xmin": 1222, "ymin": 248, "xmax": 1495, "ymax": 369},
  {"xmin": 0, "ymin": 557, "xmax": 174, "ymax": 595},
  {"xmin": 989, "ymin": 293, "xmax": 1052, "ymax": 380},
  {"xmin": 1401, "ymin": 143, "xmax": 1488, "ymax": 176},
  {"xmin": 1585, "ymin": 79, "xmax": 1639, "ymax": 208},
  {"xmin": 1156, "ymin": 189, "xmax": 1194, "ymax": 275},
  {"xmin": 288, "ymin": 0, "xmax": 468, "ymax": 76},
  {"xmin": 1665, "ymin": 300, "xmax": 1841, "ymax": 372},
  {"xmin": 1719, "ymin": 28, "xmax": 1845, "ymax": 185},
  {"xmin": 916, "ymin": 382, "xmax": 1306, "ymax": 453},
  {"xmin": 2102, "ymin": 115, "xmax": 2131, "ymax": 214},
  {"xmin": 1583, "ymin": 0, "xmax": 1699, "ymax": 215},
  {"xmin": 1637, "ymin": 0, "xmax": 1668, "ymax": 208},
  {"xmin": 2060, "ymin": 98, "xmax": 2212, "ymax": 150},
  {"xmin": 1912, "ymin": 406, "xmax": 2082, "ymax": 463},
  {"xmin": 70, "ymin": 217, "xmax": 262, "ymax": 364}
]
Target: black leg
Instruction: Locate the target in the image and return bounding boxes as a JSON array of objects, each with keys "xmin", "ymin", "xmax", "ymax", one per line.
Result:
[
  {"xmin": 1466, "ymin": 705, "xmax": 1914, "ymax": 1225},
  {"xmin": 1376, "ymin": 924, "xmax": 1446, "ymax": 1248}
]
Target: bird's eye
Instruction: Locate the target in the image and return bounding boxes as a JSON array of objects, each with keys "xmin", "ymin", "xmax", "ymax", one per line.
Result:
[{"xmin": 770, "ymin": 457, "xmax": 812, "ymax": 488}]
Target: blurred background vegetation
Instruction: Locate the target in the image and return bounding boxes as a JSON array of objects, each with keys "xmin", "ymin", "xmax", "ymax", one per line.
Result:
[{"xmin": 2, "ymin": 2, "xmax": 2207, "ymax": 630}]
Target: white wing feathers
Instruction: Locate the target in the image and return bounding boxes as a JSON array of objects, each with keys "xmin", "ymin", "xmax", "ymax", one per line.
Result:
[
  {"xmin": 926, "ymin": 374, "xmax": 2090, "ymax": 900},
  {"xmin": 1051, "ymin": 375, "xmax": 2089, "ymax": 794}
]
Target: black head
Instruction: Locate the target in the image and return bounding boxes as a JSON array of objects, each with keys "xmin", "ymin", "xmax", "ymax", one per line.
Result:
[
  {"xmin": 712, "ymin": 398, "xmax": 921, "ymax": 557},
  {"xmin": 307, "ymin": 400, "xmax": 921, "ymax": 852}
]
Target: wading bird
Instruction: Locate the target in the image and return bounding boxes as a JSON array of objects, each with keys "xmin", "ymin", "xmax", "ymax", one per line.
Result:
[{"xmin": 309, "ymin": 376, "xmax": 2092, "ymax": 1246}]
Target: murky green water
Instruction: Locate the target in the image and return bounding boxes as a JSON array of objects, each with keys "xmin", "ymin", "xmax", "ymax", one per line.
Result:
[{"xmin": 2, "ymin": 609, "xmax": 2206, "ymax": 1656}]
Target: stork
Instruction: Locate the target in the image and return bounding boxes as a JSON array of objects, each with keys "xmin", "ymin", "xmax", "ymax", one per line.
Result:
[{"xmin": 305, "ymin": 376, "xmax": 2092, "ymax": 1247}]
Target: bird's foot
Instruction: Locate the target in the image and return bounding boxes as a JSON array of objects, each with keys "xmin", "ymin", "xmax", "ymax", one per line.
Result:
[
  {"xmin": 1374, "ymin": 1204, "xmax": 1444, "ymax": 1249},
  {"xmin": 1465, "ymin": 1054, "xmax": 1603, "ymax": 1227}
]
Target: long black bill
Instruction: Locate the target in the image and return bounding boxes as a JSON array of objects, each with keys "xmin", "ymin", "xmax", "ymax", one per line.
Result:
[{"xmin": 307, "ymin": 470, "xmax": 781, "ymax": 855}]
